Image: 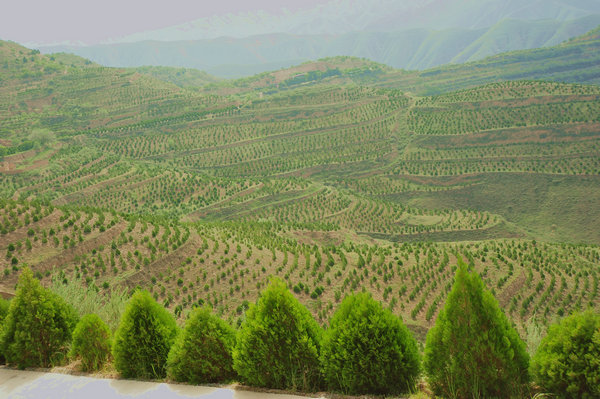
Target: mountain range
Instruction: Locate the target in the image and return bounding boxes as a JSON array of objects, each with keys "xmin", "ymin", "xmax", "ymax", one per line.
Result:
[
  {"xmin": 39, "ymin": 15, "xmax": 600, "ymax": 78},
  {"xmin": 110, "ymin": 0, "xmax": 600, "ymax": 41}
]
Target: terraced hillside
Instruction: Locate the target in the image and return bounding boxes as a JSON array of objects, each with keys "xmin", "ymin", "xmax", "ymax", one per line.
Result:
[
  {"xmin": 192, "ymin": 26, "xmax": 600, "ymax": 97},
  {"xmin": 2, "ymin": 39, "xmax": 599, "ymax": 242},
  {"xmin": 1, "ymin": 200, "xmax": 598, "ymax": 339},
  {"xmin": 1, "ymin": 30, "xmax": 600, "ymax": 341}
]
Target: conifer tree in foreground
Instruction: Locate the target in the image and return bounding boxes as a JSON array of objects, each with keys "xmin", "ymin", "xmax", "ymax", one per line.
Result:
[
  {"xmin": 321, "ymin": 292, "xmax": 420, "ymax": 395},
  {"xmin": 70, "ymin": 313, "xmax": 112, "ymax": 372},
  {"xmin": 112, "ymin": 290, "xmax": 178, "ymax": 379},
  {"xmin": 0, "ymin": 267, "xmax": 78, "ymax": 368},
  {"xmin": 424, "ymin": 259, "xmax": 529, "ymax": 399},
  {"xmin": 167, "ymin": 306, "xmax": 236, "ymax": 383},
  {"xmin": 532, "ymin": 310, "xmax": 600, "ymax": 398},
  {"xmin": 233, "ymin": 278, "xmax": 322, "ymax": 391}
]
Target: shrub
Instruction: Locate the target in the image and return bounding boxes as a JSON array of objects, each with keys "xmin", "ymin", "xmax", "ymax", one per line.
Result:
[
  {"xmin": 424, "ymin": 260, "xmax": 529, "ymax": 399},
  {"xmin": 70, "ymin": 314, "xmax": 112, "ymax": 372},
  {"xmin": 112, "ymin": 290, "xmax": 178, "ymax": 379},
  {"xmin": 531, "ymin": 310, "xmax": 600, "ymax": 398},
  {"xmin": 0, "ymin": 268, "xmax": 78, "ymax": 368},
  {"xmin": 233, "ymin": 278, "xmax": 322, "ymax": 391},
  {"xmin": 321, "ymin": 292, "xmax": 420, "ymax": 394},
  {"xmin": 167, "ymin": 306, "xmax": 236, "ymax": 383}
]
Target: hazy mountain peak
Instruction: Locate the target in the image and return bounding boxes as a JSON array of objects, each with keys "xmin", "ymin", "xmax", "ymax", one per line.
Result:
[{"xmin": 113, "ymin": 0, "xmax": 600, "ymax": 43}]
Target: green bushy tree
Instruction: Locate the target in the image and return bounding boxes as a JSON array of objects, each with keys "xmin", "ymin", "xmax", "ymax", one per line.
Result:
[
  {"xmin": 424, "ymin": 260, "xmax": 529, "ymax": 399},
  {"xmin": 321, "ymin": 292, "xmax": 420, "ymax": 394},
  {"xmin": 233, "ymin": 278, "xmax": 322, "ymax": 391},
  {"xmin": 70, "ymin": 314, "xmax": 112, "ymax": 372},
  {"xmin": 0, "ymin": 268, "xmax": 78, "ymax": 368},
  {"xmin": 112, "ymin": 290, "xmax": 177, "ymax": 379},
  {"xmin": 0, "ymin": 297, "xmax": 11, "ymax": 364},
  {"xmin": 167, "ymin": 306, "xmax": 236, "ymax": 383},
  {"xmin": 0, "ymin": 298, "xmax": 9, "ymax": 321},
  {"xmin": 532, "ymin": 310, "xmax": 600, "ymax": 398}
]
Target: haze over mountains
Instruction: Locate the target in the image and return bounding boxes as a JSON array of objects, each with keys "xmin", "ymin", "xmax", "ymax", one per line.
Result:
[{"xmin": 35, "ymin": 0, "xmax": 600, "ymax": 78}]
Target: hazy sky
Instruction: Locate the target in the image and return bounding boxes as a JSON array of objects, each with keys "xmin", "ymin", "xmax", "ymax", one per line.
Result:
[{"xmin": 1, "ymin": 0, "xmax": 330, "ymax": 45}]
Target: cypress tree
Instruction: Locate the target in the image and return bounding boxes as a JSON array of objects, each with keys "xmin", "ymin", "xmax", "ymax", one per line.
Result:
[
  {"xmin": 70, "ymin": 313, "xmax": 112, "ymax": 372},
  {"xmin": 112, "ymin": 290, "xmax": 177, "ymax": 379},
  {"xmin": 321, "ymin": 292, "xmax": 420, "ymax": 394},
  {"xmin": 167, "ymin": 306, "xmax": 236, "ymax": 383},
  {"xmin": 0, "ymin": 268, "xmax": 78, "ymax": 368},
  {"xmin": 233, "ymin": 278, "xmax": 322, "ymax": 391},
  {"xmin": 424, "ymin": 259, "xmax": 529, "ymax": 398},
  {"xmin": 532, "ymin": 310, "xmax": 600, "ymax": 398}
]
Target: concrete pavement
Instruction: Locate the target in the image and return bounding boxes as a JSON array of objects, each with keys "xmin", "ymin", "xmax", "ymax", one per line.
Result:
[{"xmin": 0, "ymin": 368, "xmax": 320, "ymax": 399}]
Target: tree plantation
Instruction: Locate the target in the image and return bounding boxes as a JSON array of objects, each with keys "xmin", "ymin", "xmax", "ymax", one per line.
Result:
[
  {"xmin": 0, "ymin": 24, "xmax": 600, "ymax": 399},
  {"xmin": 1, "ymin": 266, "xmax": 599, "ymax": 398}
]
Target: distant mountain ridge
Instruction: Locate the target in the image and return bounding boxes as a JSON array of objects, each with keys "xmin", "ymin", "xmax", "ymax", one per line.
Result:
[
  {"xmin": 113, "ymin": 0, "xmax": 600, "ymax": 42},
  {"xmin": 39, "ymin": 16, "xmax": 600, "ymax": 78}
]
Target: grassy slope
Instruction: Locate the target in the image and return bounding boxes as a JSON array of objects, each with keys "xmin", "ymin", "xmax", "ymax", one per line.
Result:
[
  {"xmin": 390, "ymin": 174, "xmax": 600, "ymax": 243},
  {"xmin": 2, "ymin": 38, "xmax": 599, "ymax": 243}
]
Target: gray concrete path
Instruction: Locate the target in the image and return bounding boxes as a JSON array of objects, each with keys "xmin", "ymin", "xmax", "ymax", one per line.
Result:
[{"xmin": 0, "ymin": 368, "xmax": 319, "ymax": 399}]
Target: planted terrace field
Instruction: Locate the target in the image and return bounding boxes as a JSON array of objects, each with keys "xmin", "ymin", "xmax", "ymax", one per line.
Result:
[
  {"xmin": 2, "ymin": 39, "xmax": 600, "ymax": 241},
  {"xmin": 0, "ymin": 199, "xmax": 598, "ymax": 340},
  {"xmin": 1, "ymin": 33, "xmax": 600, "ymax": 344}
]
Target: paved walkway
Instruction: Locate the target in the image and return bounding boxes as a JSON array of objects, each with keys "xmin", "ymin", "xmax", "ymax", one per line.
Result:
[{"xmin": 0, "ymin": 368, "xmax": 317, "ymax": 399}]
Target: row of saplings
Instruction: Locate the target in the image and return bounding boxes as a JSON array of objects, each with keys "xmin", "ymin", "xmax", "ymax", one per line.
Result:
[{"xmin": 0, "ymin": 262, "xmax": 599, "ymax": 399}]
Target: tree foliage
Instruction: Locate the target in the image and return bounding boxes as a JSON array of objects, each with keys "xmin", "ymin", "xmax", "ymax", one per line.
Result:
[
  {"xmin": 0, "ymin": 298, "xmax": 9, "ymax": 322},
  {"xmin": 70, "ymin": 313, "xmax": 112, "ymax": 371},
  {"xmin": 321, "ymin": 292, "xmax": 420, "ymax": 394},
  {"xmin": 0, "ymin": 297, "xmax": 11, "ymax": 364},
  {"xmin": 167, "ymin": 306, "xmax": 236, "ymax": 383},
  {"xmin": 424, "ymin": 259, "xmax": 529, "ymax": 398},
  {"xmin": 0, "ymin": 268, "xmax": 78, "ymax": 368},
  {"xmin": 112, "ymin": 290, "xmax": 178, "ymax": 379},
  {"xmin": 532, "ymin": 310, "xmax": 600, "ymax": 398},
  {"xmin": 233, "ymin": 278, "xmax": 322, "ymax": 391}
]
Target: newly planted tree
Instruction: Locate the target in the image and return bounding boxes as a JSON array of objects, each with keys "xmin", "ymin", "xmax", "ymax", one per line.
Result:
[
  {"xmin": 424, "ymin": 259, "xmax": 529, "ymax": 399},
  {"xmin": 321, "ymin": 292, "xmax": 420, "ymax": 394}
]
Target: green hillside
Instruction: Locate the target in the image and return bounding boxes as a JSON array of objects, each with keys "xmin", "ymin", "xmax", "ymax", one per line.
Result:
[
  {"xmin": 132, "ymin": 65, "xmax": 220, "ymax": 88},
  {"xmin": 1, "ymin": 30, "xmax": 599, "ymax": 348},
  {"xmin": 377, "ymin": 26, "xmax": 600, "ymax": 94},
  {"xmin": 2, "ymin": 38, "xmax": 600, "ymax": 243}
]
